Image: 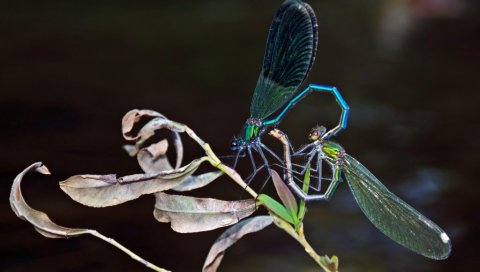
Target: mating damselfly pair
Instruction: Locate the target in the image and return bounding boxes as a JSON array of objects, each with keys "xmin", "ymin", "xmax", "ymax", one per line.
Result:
[{"xmin": 227, "ymin": 0, "xmax": 451, "ymax": 261}]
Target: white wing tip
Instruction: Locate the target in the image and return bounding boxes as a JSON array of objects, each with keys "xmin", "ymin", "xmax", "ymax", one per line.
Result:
[{"xmin": 440, "ymin": 232, "xmax": 450, "ymax": 244}]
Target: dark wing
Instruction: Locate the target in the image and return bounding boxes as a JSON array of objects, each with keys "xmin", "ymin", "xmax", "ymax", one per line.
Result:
[
  {"xmin": 250, "ymin": 0, "xmax": 318, "ymax": 120},
  {"xmin": 343, "ymin": 154, "xmax": 451, "ymax": 260}
]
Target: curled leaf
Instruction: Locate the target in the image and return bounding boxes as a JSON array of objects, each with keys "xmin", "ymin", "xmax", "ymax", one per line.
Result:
[
  {"xmin": 60, "ymin": 157, "xmax": 208, "ymax": 207},
  {"xmin": 123, "ymin": 144, "xmax": 139, "ymax": 157},
  {"xmin": 203, "ymin": 216, "xmax": 273, "ymax": 272},
  {"xmin": 122, "ymin": 109, "xmax": 183, "ymax": 169},
  {"xmin": 136, "ymin": 139, "xmax": 221, "ymax": 191},
  {"xmin": 123, "ymin": 114, "xmax": 225, "ymax": 192},
  {"xmin": 154, "ymin": 192, "xmax": 257, "ymax": 233},
  {"xmin": 137, "ymin": 139, "xmax": 174, "ymax": 174},
  {"xmin": 122, "ymin": 109, "xmax": 164, "ymax": 141},
  {"xmin": 122, "ymin": 109, "xmax": 166, "ymax": 141},
  {"xmin": 9, "ymin": 162, "xmax": 85, "ymax": 238},
  {"xmin": 10, "ymin": 162, "xmax": 169, "ymax": 271}
]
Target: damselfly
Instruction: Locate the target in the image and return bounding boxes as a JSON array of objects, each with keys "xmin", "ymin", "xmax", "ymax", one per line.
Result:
[
  {"xmin": 230, "ymin": 0, "xmax": 349, "ymax": 183},
  {"xmin": 270, "ymin": 126, "xmax": 452, "ymax": 260}
]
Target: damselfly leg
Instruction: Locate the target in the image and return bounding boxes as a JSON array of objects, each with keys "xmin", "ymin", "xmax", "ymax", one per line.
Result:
[{"xmin": 269, "ymin": 128, "xmax": 343, "ymax": 201}]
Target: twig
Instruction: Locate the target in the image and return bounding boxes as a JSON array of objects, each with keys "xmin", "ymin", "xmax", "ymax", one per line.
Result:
[
  {"xmin": 87, "ymin": 230, "xmax": 170, "ymax": 272},
  {"xmin": 270, "ymin": 214, "xmax": 336, "ymax": 272},
  {"xmin": 167, "ymin": 120, "xmax": 258, "ymax": 198}
]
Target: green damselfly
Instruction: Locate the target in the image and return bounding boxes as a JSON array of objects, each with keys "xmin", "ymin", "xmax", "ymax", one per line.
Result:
[{"xmin": 270, "ymin": 126, "xmax": 452, "ymax": 260}]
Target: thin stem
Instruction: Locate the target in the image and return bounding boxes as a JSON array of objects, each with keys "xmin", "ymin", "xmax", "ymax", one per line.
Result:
[
  {"xmin": 170, "ymin": 120, "xmax": 258, "ymax": 199},
  {"xmin": 169, "ymin": 119, "xmax": 338, "ymax": 271},
  {"xmin": 270, "ymin": 214, "xmax": 337, "ymax": 272},
  {"xmin": 86, "ymin": 230, "xmax": 169, "ymax": 272}
]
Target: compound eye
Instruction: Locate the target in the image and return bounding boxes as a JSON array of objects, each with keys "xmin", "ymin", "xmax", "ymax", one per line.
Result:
[{"xmin": 230, "ymin": 139, "xmax": 238, "ymax": 150}]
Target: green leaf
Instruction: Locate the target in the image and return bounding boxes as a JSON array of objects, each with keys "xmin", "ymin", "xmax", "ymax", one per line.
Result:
[
  {"xmin": 298, "ymin": 166, "xmax": 311, "ymax": 222},
  {"xmin": 320, "ymin": 255, "xmax": 339, "ymax": 272},
  {"xmin": 257, "ymin": 194, "xmax": 295, "ymax": 224},
  {"xmin": 271, "ymin": 170, "xmax": 298, "ymax": 221},
  {"xmin": 331, "ymin": 255, "xmax": 339, "ymax": 269}
]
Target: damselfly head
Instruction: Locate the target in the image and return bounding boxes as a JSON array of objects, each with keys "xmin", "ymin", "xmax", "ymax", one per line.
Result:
[
  {"xmin": 309, "ymin": 125, "xmax": 327, "ymax": 141},
  {"xmin": 230, "ymin": 137, "xmax": 245, "ymax": 151}
]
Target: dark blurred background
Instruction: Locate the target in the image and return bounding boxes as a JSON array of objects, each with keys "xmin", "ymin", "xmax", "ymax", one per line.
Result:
[{"xmin": 1, "ymin": 0, "xmax": 479, "ymax": 271}]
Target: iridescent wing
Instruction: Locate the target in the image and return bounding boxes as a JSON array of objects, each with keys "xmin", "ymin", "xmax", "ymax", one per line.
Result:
[
  {"xmin": 250, "ymin": 0, "xmax": 318, "ymax": 120},
  {"xmin": 343, "ymin": 154, "xmax": 451, "ymax": 260}
]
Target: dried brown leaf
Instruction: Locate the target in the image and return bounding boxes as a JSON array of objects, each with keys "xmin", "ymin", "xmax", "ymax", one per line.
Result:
[
  {"xmin": 122, "ymin": 109, "xmax": 164, "ymax": 141},
  {"xmin": 137, "ymin": 139, "xmax": 221, "ymax": 191},
  {"xmin": 10, "ymin": 162, "xmax": 169, "ymax": 271},
  {"xmin": 60, "ymin": 158, "xmax": 208, "ymax": 207},
  {"xmin": 123, "ymin": 144, "xmax": 139, "ymax": 157},
  {"xmin": 202, "ymin": 216, "xmax": 273, "ymax": 272},
  {"xmin": 137, "ymin": 139, "xmax": 173, "ymax": 173},
  {"xmin": 121, "ymin": 109, "xmax": 183, "ymax": 169},
  {"xmin": 9, "ymin": 162, "xmax": 91, "ymax": 238},
  {"xmin": 172, "ymin": 171, "xmax": 223, "ymax": 192},
  {"xmin": 153, "ymin": 192, "xmax": 257, "ymax": 233}
]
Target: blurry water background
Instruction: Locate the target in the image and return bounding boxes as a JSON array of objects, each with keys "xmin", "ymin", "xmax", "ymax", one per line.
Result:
[{"xmin": 1, "ymin": 0, "xmax": 478, "ymax": 271}]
